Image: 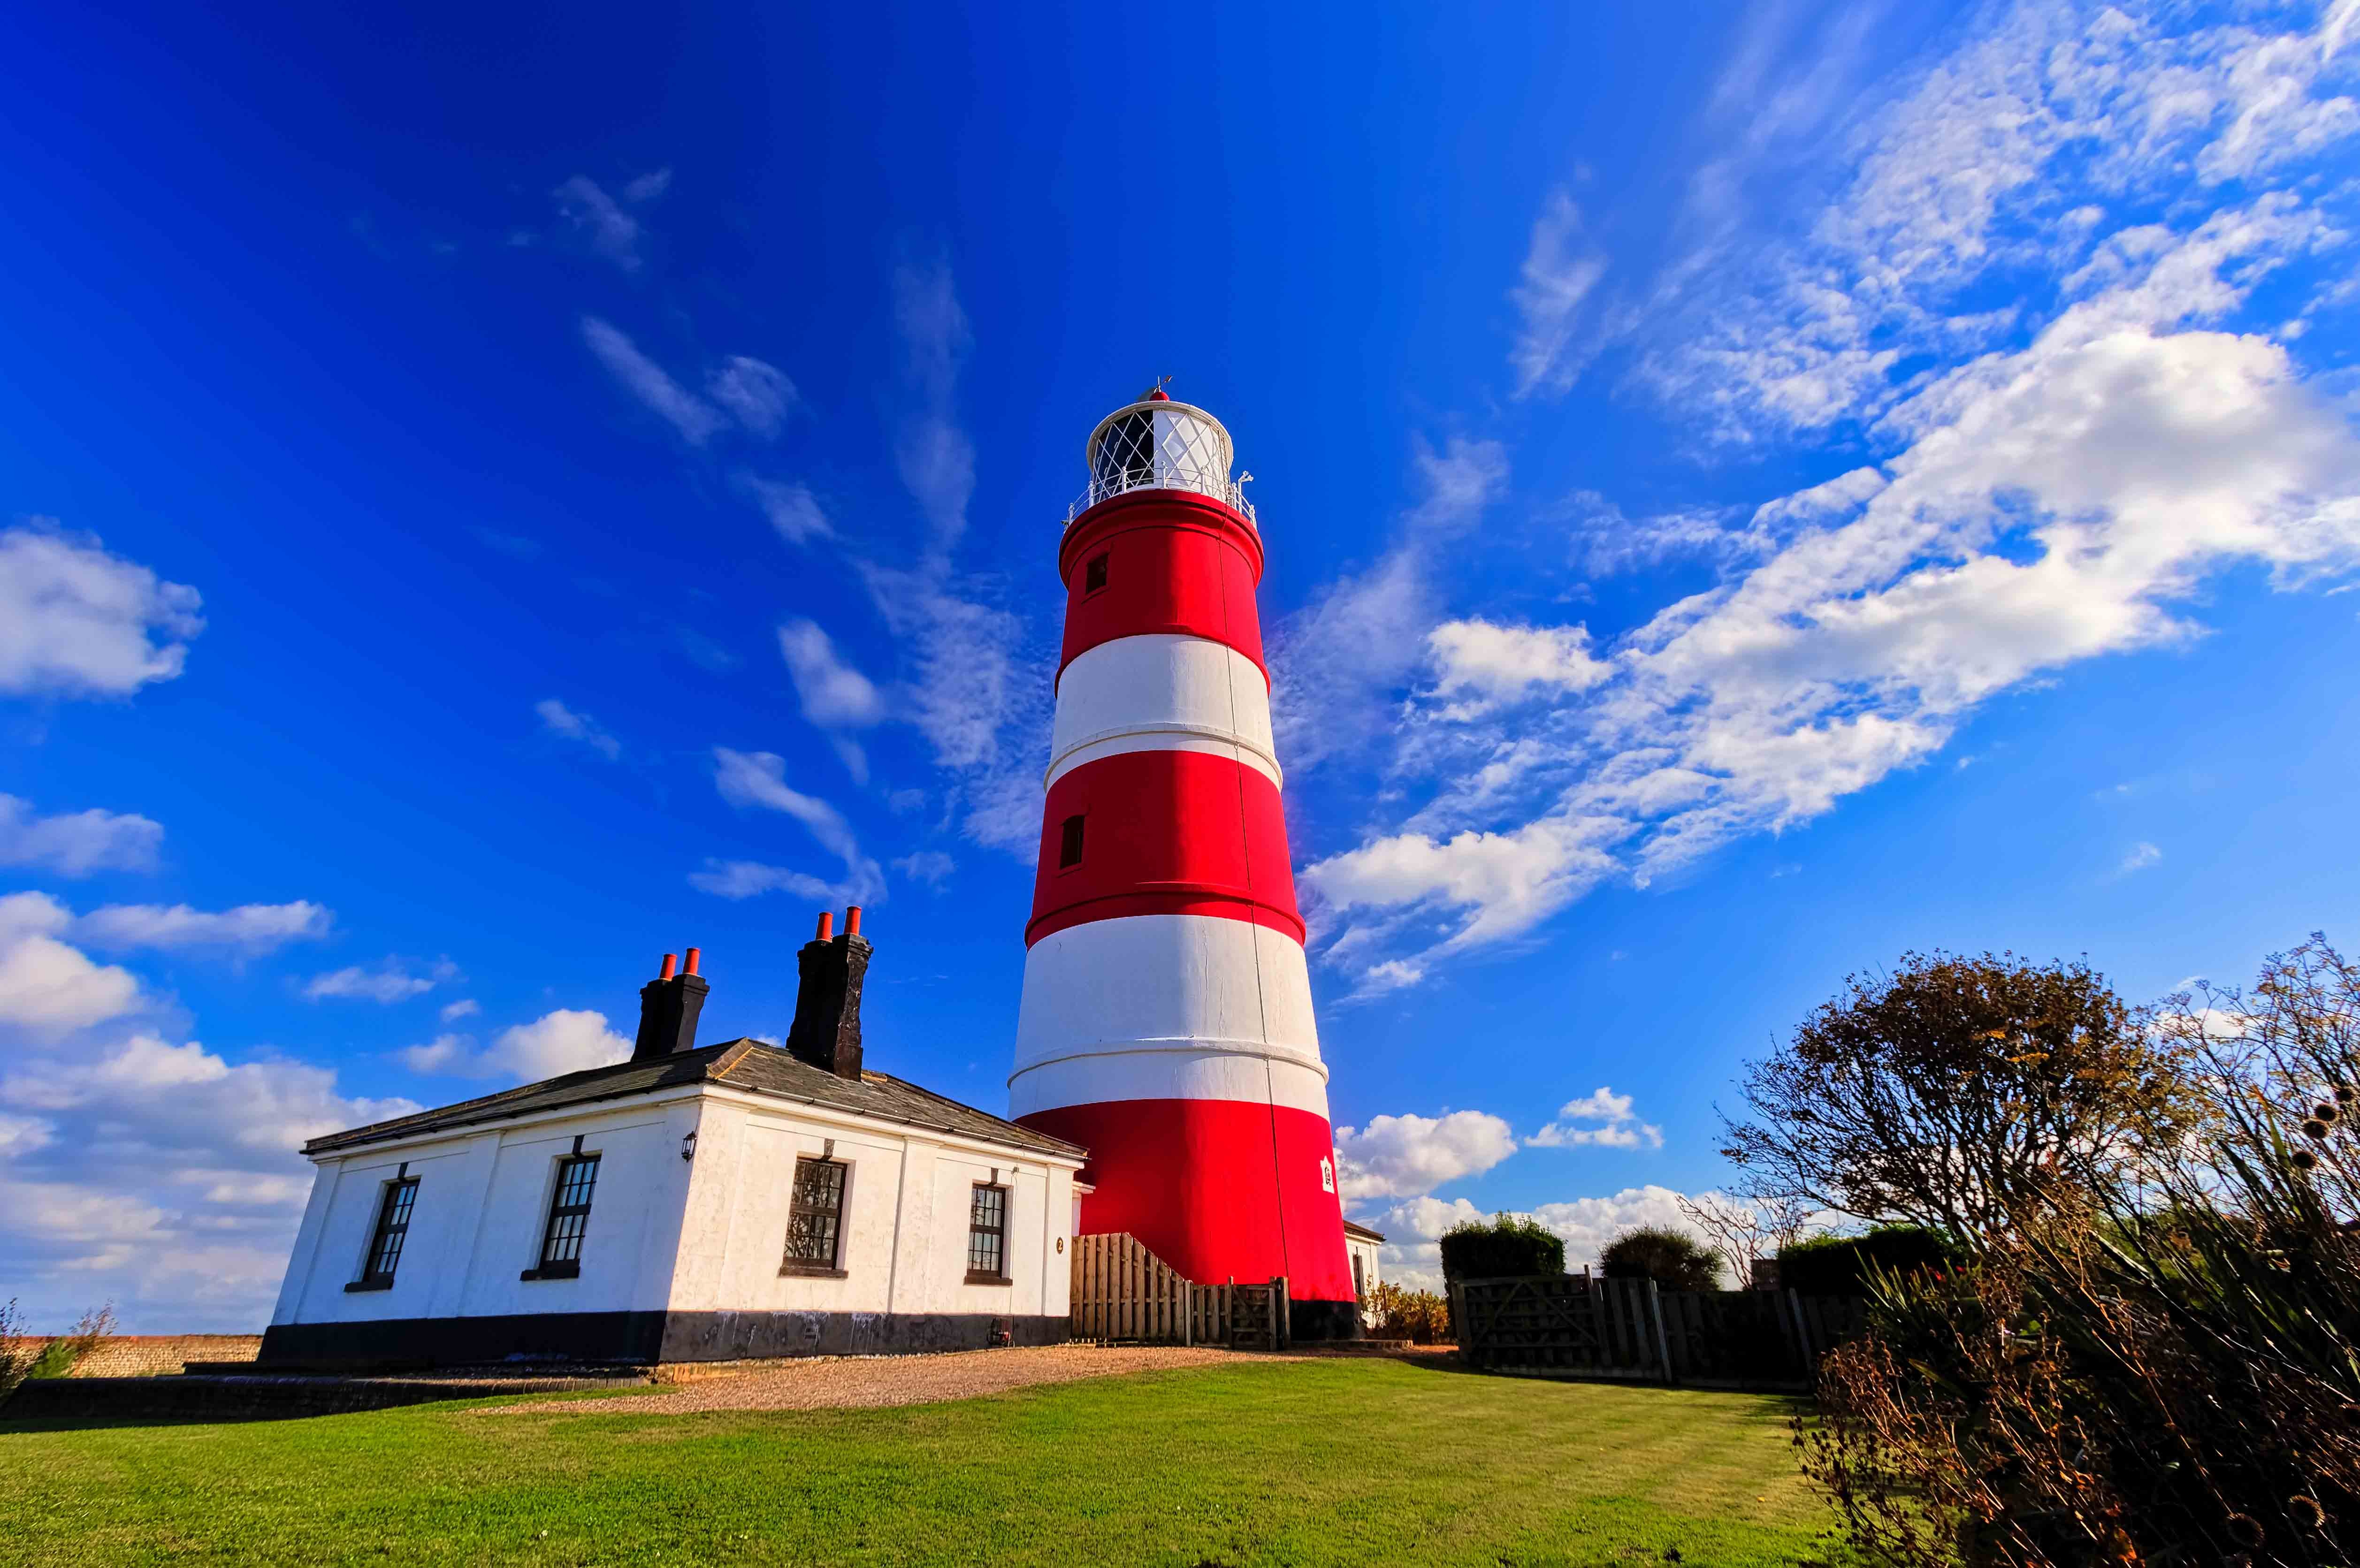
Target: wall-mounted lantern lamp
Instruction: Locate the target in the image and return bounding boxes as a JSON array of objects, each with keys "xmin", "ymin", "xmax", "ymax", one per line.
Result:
[{"xmin": 680, "ymin": 1130, "xmax": 698, "ymax": 1164}]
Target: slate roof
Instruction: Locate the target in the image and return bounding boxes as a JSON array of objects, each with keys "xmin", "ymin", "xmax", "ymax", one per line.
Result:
[
  {"xmin": 1341, "ymin": 1218, "xmax": 1388, "ymax": 1243},
  {"xmin": 304, "ymin": 1039, "xmax": 1089, "ymax": 1160}
]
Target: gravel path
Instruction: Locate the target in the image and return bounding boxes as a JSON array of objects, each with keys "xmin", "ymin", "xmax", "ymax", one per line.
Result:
[{"xmin": 484, "ymin": 1344, "xmax": 1296, "ymax": 1416}]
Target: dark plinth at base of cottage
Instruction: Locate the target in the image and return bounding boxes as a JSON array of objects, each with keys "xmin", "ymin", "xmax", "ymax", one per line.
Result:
[{"xmin": 258, "ymin": 1308, "xmax": 1070, "ymax": 1371}]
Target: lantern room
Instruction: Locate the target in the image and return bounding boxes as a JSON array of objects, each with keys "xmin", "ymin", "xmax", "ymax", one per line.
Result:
[{"xmin": 1074, "ymin": 387, "xmax": 1254, "ymax": 525}]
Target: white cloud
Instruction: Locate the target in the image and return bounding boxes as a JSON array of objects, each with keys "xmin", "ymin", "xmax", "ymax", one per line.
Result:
[
  {"xmin": 1427, "ymin": 620, "xmax": 1612, "ymax": 712},
  {"xmin": 580, "ymin": 317, "xmax": 725, "ymax": 445},
  {"xmin": 400, "ymin": 1009, "xmax": 628, "ymax": 1082},
  {"xmin": 0, "ymin": 1112, "xmax": 52, "ymax": 1159},
  {"xmin": 302, "ymin": 958, "xmax": 457, "ymax": 1005},
  {"xmin": 1510, "ymin": 190, "xmax": 1609, "ymax": 397},
  {"xmin": 893, "ymin": 850, "xmax": 956, "ymax": 887},
  {"xmin": 551, "ymin": 176, "xmax": 643, "ymax": 271},
  {"xmin": 621, "ymin": 167, "xmax": 672, "ymax": 203},
  {"xmin": 0, "ymin": 795, "xmax": 164, "ymax": 876},
  {"xmin": 0, "ymin": 893, "xmax": 145, "ymax": 1035},
  {"xmin": 72, "ymin": 901, "xmax": 332, "ymax": 956},
  {"xmin": 1303, "ymin": 3, "xmax": 2360, "ymax": 990},
  {"xmin": 535, "ymin": 697, "xmax": 622, "ymax": 760},
  {"xmin": 0, "ymin": 525, "xmax": 205, "ymax": 699},
  {"xmin": 439, "ymin": 998, "xmax": 480, "ymax": 1023},
  {"xmin": 1528, "ymin": 1186, "xmax": 1723, "ymax": 1276},
  {"xmin": 1331, "ymin": 1110, "xmax": 1517, "ymax": 1200},
  {"xmin": 705, "ymin": 748, "xmax": 886, "ymax": 904},
  {"xmin": 1304, "ymin": 817, "xmax": 1619, "ymax": 956},
  {"xmin": 778, "ymin": 619, "xmax": 884, "ymax": 729},
  {"xmin": 2116, "ymin": 841, "xmax": 2163, "ymax": 875},
  {"xmin": 706, "ymin": 357, "xmax": 797, "ymax": 439},
  {"xmin": 0, "ymin": 1029, "xmax": 416, "ymax": 1332},
  {"xmin": 1358, "ymin": 1184, "xmax": 1728, "ymax": 1292},
  {"xmin": 1529, "ymin": 1086, "xmax": 1665, "ymax": 1150},
  {"xmin": 740, "ymin": 476, "xmax": 832, "ymax": 546}
]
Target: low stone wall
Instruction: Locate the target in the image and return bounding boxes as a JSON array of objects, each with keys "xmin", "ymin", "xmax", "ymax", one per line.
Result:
[{"xmin": 15, "ymin": 1335, "xmax": 262, "ymax": 1378}]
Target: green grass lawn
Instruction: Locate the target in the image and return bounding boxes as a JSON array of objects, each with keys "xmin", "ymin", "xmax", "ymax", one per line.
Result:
[{"xmin": 0, "ymin": 1359, "xmax": 1846, "ymax": 1567}]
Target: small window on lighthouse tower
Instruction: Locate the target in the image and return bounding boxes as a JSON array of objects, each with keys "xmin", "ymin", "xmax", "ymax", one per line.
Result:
[
  {"xmin": 1321, "ymin": 1157, "xmax": 1337, "ymax": 1194},
  {"xmin": 1058, "ymin": 814, "xmax": 1086, "ymax": 868},
  {"xmin": 1083, "ymin": 552, "xmax": 1109, "ymax": 594}
]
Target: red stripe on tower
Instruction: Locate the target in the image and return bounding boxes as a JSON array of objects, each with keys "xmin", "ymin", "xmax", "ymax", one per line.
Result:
[{"xmin": 1012, "ymin": 386, "xmax": 1357, "ymax": 1337}]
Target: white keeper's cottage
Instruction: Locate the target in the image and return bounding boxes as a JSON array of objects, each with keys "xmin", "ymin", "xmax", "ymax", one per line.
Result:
[{"xmin": 263, "ymin": 911, "xmax": 1088, "ymax": 1368}]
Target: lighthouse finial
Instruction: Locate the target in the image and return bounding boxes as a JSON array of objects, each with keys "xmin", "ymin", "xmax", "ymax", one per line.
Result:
[{"xmin": 1143, "ymin": 375, "xmax": 1171, "ymax": 402}]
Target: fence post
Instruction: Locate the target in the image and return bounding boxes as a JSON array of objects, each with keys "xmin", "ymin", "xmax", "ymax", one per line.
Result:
[
  {"xmin": 1785, "ymin": 1286, "xmax": 1814, "ymax": 1377},
  {"xmin": 1645, "ymin": 1278, "xmax": 1676, "ymax": 1385},
  {"xmin": 1448, "ymin": 1282, "xmax": 1469, "ymax": 1364}
]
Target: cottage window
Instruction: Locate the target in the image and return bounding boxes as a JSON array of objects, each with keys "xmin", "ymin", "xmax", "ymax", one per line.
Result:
[
  {"xmin": 782, "ymin": 1157, "xmax": 848, "ymax": 1274},
  {"xmin": 1352, "ymin": 1252, "xmax": 1366, "ymax": 1303},
  {"xmin": 1083, "ymin": 552, "xmax": 1109, "ymax": 594},
  {"xmin": 1058, "ymin": 814, "xmax": 1085, "ymax": 869},
  {"xmin": 353, "ymin": 1175, "xmax": 418, "ymax": 1290},
  {"xmin": 965, "ymin": 1182, "xmax": 1009, "ymax": 1283},
  {"xmin": 529, "ymin": 1151, "xmax": 600, "ymax": 1279}
]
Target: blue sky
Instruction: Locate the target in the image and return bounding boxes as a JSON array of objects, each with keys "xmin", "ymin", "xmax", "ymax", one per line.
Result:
[{"xmin": 5, "ymin": 0, "xmax": 2360, "ymax": 1327}]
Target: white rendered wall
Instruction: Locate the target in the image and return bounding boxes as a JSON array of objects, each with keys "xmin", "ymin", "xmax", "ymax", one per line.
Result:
[
  {"xmin": 669, "ymin": 1092, "xmax": 1074, "ymax": 1321},
  {"xmin": 273, "ymin": 1086, "xmax": 1080, "ymax": 1331},
  {"xmin": 1048, "ymin": 634, "xmax": 1276, "ymax": 788},
  {"xmin": 1011, "ymin": 913, "xmax": 1327, "ymax": 1117},
  {"xmin": 271, "ymin": 1100, "xmax": 696, "ymax": 1327}
]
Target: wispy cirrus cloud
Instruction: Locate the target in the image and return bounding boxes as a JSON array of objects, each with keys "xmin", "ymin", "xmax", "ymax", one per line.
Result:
[
  {"xmin": 301, "ymin": 957, "xmax": 459, "ymax": 1005},
  {"xmin": 701, "ymin": 747, "xmax": 886, "ymax": 905},
  {"xmin": 535, "ymin": 697, "xmax": 621, "ymax": 760},
  {"xmin": 580, "ymin": 318, "xmax": 796, "ymax": 449}
]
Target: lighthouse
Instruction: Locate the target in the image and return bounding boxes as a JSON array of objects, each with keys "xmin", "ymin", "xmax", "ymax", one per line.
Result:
[{"xmin": 1011, "ymin": 386, "xmax": 1358, "ymax": 1339}]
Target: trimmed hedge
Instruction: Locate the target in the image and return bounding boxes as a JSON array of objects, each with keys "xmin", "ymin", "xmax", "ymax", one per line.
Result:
[
  {"xmin": 1776, "ymin": 1224, "xmax": 1954, "ymax": 1296},
  {"xmin": 1599, "ymin": 1226, "xmax": 1721, "ymax": 1292},
  {"xmin": 1438, "ymin": 1214, "xmax": 1566, "ymax": 1282}
]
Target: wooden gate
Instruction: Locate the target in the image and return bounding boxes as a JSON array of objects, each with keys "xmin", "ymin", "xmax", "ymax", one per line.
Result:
[
  {"xmin": 1451, "ymin": 1274, "xmax": 1665, "ymax": 1379},
  {"xmin": 1068, "ymin": 1233, "xmax": 1290, "ymax": 1349}
]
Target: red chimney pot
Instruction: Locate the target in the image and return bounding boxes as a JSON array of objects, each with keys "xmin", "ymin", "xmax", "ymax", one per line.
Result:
[
  {"xmin": 845, "ymin": 905, "xmax": 863, "ymax": 937},
  {"xmin": 659, "ymin": 952, "xmax": 678, "ymax": 981},
  {"xmin": 815, "ymin": 910, "xmax": 833, "ymax": 940},
  {"xmin": 683, "ymin": 946, "xmax": 701, "ymax": 977}
]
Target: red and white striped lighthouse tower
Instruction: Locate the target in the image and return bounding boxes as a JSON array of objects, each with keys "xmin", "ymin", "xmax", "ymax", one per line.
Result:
[{"xmin": 1012, "ymin": 386, "xmax": 1356, "ymax": 1338}]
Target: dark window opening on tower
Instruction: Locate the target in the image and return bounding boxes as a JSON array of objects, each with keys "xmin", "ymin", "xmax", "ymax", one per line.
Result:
[
  {"xmin": 1058, "ymin": 814, "xmax": 1085, "ymax": 868},
  {"xmin": 1084, "ymin": 553, "xmax": 1108, "ymax": 594}
]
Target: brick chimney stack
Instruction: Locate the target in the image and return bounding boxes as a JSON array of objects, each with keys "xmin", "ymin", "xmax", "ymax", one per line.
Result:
[
  {"xmin": 787, "ymin": 906, "xmax": 871, "ymax": 1080},
  {"xmin": 632, "ymin": 947, "xmax": 710, "ymax": 1062}
]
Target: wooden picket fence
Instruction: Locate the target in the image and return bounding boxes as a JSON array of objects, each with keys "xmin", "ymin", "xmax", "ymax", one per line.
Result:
[
  {"xmin": 1068, "ymin": 1232, "xmax": 1290, "ymax": 1349},
  {"xmin": 1451, "ymin": 1271, "xmax": 1866, "ymax": 1391}
]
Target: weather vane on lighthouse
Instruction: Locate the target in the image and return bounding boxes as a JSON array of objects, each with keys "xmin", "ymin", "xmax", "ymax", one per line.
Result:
[{"xmin": 1011, "ymin": 382, "xmax": 1359, "ymax": 1339}]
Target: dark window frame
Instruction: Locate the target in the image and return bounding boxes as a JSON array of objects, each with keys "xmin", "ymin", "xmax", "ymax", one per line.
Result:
[
  {"xmin": 346, "ymin": 1168, "xmax": 418, "ymax": 1293},
  {"xmin": 1057, "ymin": 814, "xmax": 1085, "ymax": 870},
  {"xmin": 1082, "ymin": 551, "xmax": 1109, "ymax": 594},
  {"xmin": 780, "ymin": 1155, "xmax": 850, "ymax": 1278},
  {"xmin": 521, "ymin": 1137, "xmax": 599, "ymax": 1281},
  {"xmin": 965, "ymin": 1181, "xmax": 1011, "ymax": 1285}
]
